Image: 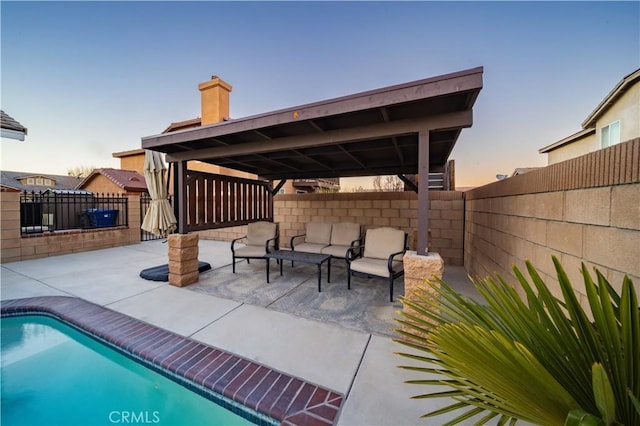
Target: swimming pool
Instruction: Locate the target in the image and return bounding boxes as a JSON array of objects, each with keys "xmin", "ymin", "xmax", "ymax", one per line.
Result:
[
  {"xmin": 1, "ymin": 315, "xmax": 254, "ymax": 426},
  {"xmin": 0, "ymin": 297, "xmax": 343, "ymax": 426}
]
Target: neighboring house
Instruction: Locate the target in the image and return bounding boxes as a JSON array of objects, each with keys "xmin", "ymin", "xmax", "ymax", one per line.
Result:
[
  {"xmin": 0, "ymin": 110, "xmax": 28, "ymax": 141},
  {"xmin": 113, "ymin": 75, "xmax": 338, "ymax": 194},
  {"xmin": 284, "ymin": 178, "xmax": 340, "ymax": 194},
  {"xmin": 77, "ymin": 168, "xmax": 148, "ymax": 195},
  {"xmin": 540, "ymin": 68, "xmax": 640, "ymax": 164},
  {"xmin": 112, "ymin": 76, "xmax": 252, "ymax": 190},
  {"xmin": 0, "ymin": 170, "xmax": 82, "ymax": 193}
]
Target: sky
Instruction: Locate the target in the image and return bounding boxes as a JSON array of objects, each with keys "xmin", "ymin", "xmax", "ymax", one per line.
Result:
[{"xmin": 1, "ymin": 1, "xmax": 638, "ymax": 189}]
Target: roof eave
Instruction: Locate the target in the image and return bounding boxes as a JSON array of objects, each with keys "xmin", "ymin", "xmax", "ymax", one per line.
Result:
[
  {"xmin": 581, "ymin": 68, "xmax": 640, "ymax": 129},
  {"xmin": 1, "ymin": 128, "xmax": 26, "ymax": 141},
  {"xmin": 539, "ymin": 128, "xmax": 596, "ymax": 153},
  {"xmin": 112, "ymin": 148, "xmax": 145, "ymax": 158},
  {"xmin": 142, "ymin": 66, "xmax": 484, "ymax": 150}
]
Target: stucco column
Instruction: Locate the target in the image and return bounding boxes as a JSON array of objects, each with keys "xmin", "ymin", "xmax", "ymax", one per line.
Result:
[
  {"xmin": 0, "ymin": 192, "xmax": 22, "ymax": 263},
  {"xmin": 168, "ymin": 233, "xmax": 199, "ymax": 287},
  {"xmin": 126, "ymin": 195, "xmax": 141, "ymax": 244},
  {"xmin": 401, "ymin": 251, "xmax": 444, "ymax": 336}
]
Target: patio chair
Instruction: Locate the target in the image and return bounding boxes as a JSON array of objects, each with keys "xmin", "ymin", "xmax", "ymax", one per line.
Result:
[
  {"xmin": 346, "ymin": 227, "xmax": 407, "ymax": 302},
  {"xmin": 231, "ymin": 221, "xmax": 279, "ymax": 273},
  {"xmin": 320, "ymin": 222, "xmax": 362, "ymax": 261}
]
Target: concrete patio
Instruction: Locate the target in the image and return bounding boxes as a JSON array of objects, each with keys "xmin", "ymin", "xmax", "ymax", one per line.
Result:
[{"xmin": 1, "ymin": 239, "xmax": 483, "ymax": 425}]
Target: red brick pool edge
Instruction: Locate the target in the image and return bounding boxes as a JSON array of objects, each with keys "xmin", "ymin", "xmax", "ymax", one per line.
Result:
[{"xmin": 1, "ymin": 296, "xmax": 343, "ymax": 426}]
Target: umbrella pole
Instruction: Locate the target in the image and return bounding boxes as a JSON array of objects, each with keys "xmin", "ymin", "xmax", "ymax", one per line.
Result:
[{"xmin": 166, "ymin": 161, "xmax": 172, "ymax": 198}]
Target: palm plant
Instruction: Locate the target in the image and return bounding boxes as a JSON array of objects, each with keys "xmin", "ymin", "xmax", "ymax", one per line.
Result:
[{"xmin": 395, "ymin": 256, "xmax": 639, "ymax": 425}]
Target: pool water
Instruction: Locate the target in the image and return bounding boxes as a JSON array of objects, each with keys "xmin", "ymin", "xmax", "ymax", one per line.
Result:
[{"xmin": 1, "ymin": 315, "xmax": 254, "ymax": 426}]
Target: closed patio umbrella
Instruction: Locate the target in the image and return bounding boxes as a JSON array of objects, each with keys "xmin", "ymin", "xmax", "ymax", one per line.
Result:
[{"xmin": 141, "ymin": 150, "xmax": 176, "ymax": 237}]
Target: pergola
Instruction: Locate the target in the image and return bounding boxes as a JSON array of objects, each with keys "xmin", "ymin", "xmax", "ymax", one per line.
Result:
[{"xmin": 142, "ymin": 67, "xmax": 483, "ymax": 256}]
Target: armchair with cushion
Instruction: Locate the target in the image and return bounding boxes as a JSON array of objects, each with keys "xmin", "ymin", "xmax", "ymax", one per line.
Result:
[
  {"xmin": 290, "ymin": 222, "xmax": 333, "ymax": 254},
  {"xmin": 346, "ymin": 227, "xmax": 407, "ymax": 302},
  {"xmin": 231, "ymin": 221, "xmax": 279, "ymax": 273}
]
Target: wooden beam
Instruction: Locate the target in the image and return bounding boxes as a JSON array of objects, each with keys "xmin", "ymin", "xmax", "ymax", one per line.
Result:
[
  {"xmin": 166, "ymin": 117, "xmax": 427, "ymax": 162},
  {"xmin": 337, "ymin": 144, "xmax": 366, "ymax": 168},
  {"xmin": 165, "ymin": 110, "xmax": 473, "ymax": 164},
  {"xmin": 176, "ymin": 161, "xmax": 188, "ymax": 234},
  {"xmin": 391, "ymin": 136, "xmax": 404, "ymax": 165},
  {"xmin": 143, "ymin": 67, "xmax": 482, "ymax": 150},
  {"xmin": 258, "ymin": 163, "xmax": 419, "ymax": 180},
  {"xmin": 308, "ymin": 119, "xmax": 324, "ymax": 132},
  {"xmin": 397, "ymin": 174, "xmax": 418, "ymax": 193},
  {"xmin": 380, "ymin": 107, "xmax": 390, "ymax": 122},
  {"xmin": 272, "ymin": 179, "xmax": 287, "ymax": 195},
  {"xmin": 292, "ymin": 149, "xmax": 334, "ymax": 170},
  {"xmin": 417, "ymin": 130, "xmax": 429, "ymax": 255},
  {"xmin": 253, "ymin": 129, "xmax": 272, "ymax": 140}
]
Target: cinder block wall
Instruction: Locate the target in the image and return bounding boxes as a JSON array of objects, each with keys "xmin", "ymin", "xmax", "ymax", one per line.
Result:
[
  {"xmin": 275, "ymin": 191, "xmax": 466, "ymax": 266},
  {"xmin": 464, "ymin": 138, "xmax": 640, "ymax": 302},
  {"xmin": 198, "ymin": 225, "xmax": 247, "ymax": 243},
  {"xmin": 0, "ymin": 192, "xmax": 141, "ymax": 263},
  {"xmin": 201, "ymin": 191, "xmax": 465, "ymax": 266}
]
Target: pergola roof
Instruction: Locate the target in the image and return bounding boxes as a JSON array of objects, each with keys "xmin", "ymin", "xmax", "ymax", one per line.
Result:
[{"xmin": 142, "ymin": 67, "xmax": 483, "ymax": 181}]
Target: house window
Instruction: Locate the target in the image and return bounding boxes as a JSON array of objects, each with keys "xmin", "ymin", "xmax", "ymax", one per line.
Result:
[
  {"xmin": 601, "ymin": 121, "xmax": 621, "ymax": 148},
  {"xmin": 36, "ymin": 178, "xmax": 43, "ymax": 185},
  {"xmin": 27, "ymin": 178, "xmax": 34, "ymax": 185}
]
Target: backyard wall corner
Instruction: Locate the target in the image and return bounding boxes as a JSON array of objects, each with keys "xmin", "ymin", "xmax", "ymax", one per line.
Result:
[{"xmin": 464, "ymin": 138, "xmax": 640, "ymax": 302}]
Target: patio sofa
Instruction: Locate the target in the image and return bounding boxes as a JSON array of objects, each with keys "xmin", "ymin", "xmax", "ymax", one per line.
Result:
[
  {"xmin": 346, "ymin": 227, "xmax": 407, "ymax": 302},
  {"xmin": 290, "ymin": 222, "xmax": 362, "ymax": 261}
]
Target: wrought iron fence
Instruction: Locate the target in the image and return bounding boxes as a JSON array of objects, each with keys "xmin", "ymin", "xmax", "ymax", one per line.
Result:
[
  {"xmin": 20, "ymin": 190, "xmax": 128, "ymax": 235},
  {"xmin": 140, "ymin": 194, "xmax": 173, "ymax": 241}
]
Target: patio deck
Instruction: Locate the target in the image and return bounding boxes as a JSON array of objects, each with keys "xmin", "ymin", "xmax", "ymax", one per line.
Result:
[{"xmin": 1, "ymin": 239, "xmax": 483, "ymax": 425}]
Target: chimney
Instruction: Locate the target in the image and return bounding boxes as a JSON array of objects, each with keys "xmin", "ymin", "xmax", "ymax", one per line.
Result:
[{"xmin": 198, "ymin": 76, "xmax": 232, "ymax": 125}]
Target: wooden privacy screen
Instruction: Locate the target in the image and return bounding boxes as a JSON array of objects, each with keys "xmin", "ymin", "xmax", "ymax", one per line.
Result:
[{"xmin": 183, "ymin": 169, "xmax": 273, "ymax": 232}]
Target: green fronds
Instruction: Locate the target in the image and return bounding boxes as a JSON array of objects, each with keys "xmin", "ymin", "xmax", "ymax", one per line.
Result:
[{"xmin": 394, "ymin": 256, "xmax": 639, "ymax": 425}]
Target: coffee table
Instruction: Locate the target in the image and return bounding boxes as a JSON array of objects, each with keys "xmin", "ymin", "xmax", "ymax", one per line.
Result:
[{"xmin": 264, "ymin": 250, "xmax": 331, "ymax": 291}]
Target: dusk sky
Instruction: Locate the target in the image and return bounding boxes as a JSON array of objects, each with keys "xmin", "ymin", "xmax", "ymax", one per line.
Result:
[{"xmin": 1, "ymin": 1, "xmax": 638, "ymax": 188}]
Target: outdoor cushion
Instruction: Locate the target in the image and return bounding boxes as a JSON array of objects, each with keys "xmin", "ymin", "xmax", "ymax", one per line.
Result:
[
  {"xmin": 233, "ymin": 245, "xmax": 268, "ymax": 258},
  {"xmin": 349, "ymin": 257, "xmax": 403, "ymax": 278},
  {"xmin": 321, "ymin": 244, "xmax": 352, "ymax": 258},
  {"xmin": 329, "ymin": 222, "xmax": 360, "ymax": 246},
  {"xmin": 305, "ymin": 222, "xmax": 332, "ymax": 245},
  {"xmin": 294, "ymin": 242, "xmax": 327, "ymax": 254},
  {"xmin": 246, "ymin": 221, "xmax": 278, "ymax": 248},
  {"xmin": 363, "ymin": 227, "xmax": 405, "ymax": 260}
]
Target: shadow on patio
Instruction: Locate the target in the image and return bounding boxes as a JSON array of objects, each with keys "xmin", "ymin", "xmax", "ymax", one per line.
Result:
[{"xmin": 188, "ymin": 240, "xmax": 480, "ymax": 338}]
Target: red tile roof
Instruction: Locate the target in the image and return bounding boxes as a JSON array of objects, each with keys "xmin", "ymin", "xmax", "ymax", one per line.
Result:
[{"xmin": 80, "ymin": 168, "xmax": 148, "ymax": 192}]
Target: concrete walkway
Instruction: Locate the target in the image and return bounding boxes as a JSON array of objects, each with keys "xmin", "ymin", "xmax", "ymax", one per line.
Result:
[{"xmin": 1, "ymin": 240, "xmax": 483, "ymax": 425}]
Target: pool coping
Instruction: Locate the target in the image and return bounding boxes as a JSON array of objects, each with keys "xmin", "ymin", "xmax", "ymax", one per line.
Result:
[{"xmin": 1, "ymin": 296, "xmax": 343, "ymax": 426}]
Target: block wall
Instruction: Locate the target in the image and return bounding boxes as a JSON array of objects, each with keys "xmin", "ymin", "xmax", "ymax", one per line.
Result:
[
  {"xmin": 197, "ymin": 225, "xmax": 247, "ymax": 244},
  {"xmin": 464, "ymin": 138, "xmax": 640, "ymax": 303},
  {"xmin": 199, "ymin": 191, "xmax": 466, "ymax": 266},
  {"xmin": 0, "ymin": 192, "xmax": 141, "ymax": 263}
]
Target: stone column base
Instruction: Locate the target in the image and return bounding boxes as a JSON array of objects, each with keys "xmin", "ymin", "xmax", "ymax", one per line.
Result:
[
  {"xmin": 400, "ymin": 251, "xmax": 444, "ymax": 339},
  {"xmin": 168, "ymin": 234, "xmax": 199, "ymax": 287}
]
